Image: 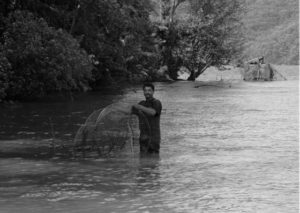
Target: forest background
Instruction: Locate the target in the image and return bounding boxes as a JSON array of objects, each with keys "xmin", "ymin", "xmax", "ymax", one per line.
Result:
[{"xmin": 0, "ymin": 0, "xmax": 298, "ymax": 101}]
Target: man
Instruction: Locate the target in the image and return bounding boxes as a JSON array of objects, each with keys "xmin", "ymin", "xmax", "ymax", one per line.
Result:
[{"xmin": 132, "ymin": 83, "xmax": 162, "ymax": 154}]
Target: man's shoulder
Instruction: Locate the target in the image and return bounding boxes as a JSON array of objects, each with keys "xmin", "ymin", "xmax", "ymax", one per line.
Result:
[
  {"xmin": 139, "ymin": 98, "xmax": 162, "ymax": 107},
  {"xmin": 153, "ymin": 98, "xmax": 161, "ymax": 104},
  {"xmin": 153, "ymin": 98, "xmax": 161, "ymax": 102}
]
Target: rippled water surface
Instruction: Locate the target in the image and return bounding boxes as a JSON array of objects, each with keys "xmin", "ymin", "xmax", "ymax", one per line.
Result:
[{"xmin": 0, "ymin": 67, "xmax": 298, "ymax": 213}]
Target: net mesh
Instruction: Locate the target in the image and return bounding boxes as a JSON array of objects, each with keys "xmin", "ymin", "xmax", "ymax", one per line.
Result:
[{"xmin": 74, "ymin": 102, "xmax": 150, "ymax": 156}]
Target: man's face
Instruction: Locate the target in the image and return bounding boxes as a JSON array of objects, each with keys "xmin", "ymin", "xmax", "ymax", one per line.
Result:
[{"xmin": 143, "ymin": 86, "xmax": 154, "ymax": 99}]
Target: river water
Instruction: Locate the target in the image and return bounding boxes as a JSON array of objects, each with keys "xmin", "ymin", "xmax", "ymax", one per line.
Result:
[{"xmin": 0, "ymin": 67, "xmax": 298, "ymax": 213}]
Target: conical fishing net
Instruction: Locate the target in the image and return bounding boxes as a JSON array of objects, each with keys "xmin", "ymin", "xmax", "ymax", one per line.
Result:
[{"xmin": 74, "ymin": 102, "xmax": 150, "ymax": 156}]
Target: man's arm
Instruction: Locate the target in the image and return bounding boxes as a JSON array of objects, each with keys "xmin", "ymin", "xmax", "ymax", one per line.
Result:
[{"xmin": 132, "ymin": 104, "xmax": 156, "ymax": 116}]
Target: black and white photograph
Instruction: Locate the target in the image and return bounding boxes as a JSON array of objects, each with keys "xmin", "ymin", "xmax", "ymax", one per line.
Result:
[{"xmin": 0, "ymin": 0, "xmax": 299, "ymax": 212}]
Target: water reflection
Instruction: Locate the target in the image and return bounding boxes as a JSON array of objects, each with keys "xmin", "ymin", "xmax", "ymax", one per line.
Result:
[{"xmin": 135, "ymin": 154, "xmax": 161, "ymax": 192}]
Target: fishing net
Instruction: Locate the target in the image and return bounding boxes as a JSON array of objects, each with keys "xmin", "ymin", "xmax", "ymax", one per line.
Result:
[{"xmin": 74, "ymin": 102, "xmax": 150, "ymax": 156}]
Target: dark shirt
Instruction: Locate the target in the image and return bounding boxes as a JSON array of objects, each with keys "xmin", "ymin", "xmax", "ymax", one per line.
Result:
[{"xmin": 138, "ymin": 98, "xmax": 162, "ymax": 151}]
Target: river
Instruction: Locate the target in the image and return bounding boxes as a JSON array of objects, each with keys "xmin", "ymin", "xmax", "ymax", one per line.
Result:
[{"xmin": 0, "ymin": 66, "xmax": 298, "ymax": 213}]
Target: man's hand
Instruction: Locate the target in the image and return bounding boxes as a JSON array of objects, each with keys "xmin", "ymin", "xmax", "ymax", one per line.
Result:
[
  {"xmin": 132, "ymin": 104, "xmax": 156, "ymax": 116},
  {"xmin": 132, "ymin": 104, "xmax": 142, "ymax": 110}
]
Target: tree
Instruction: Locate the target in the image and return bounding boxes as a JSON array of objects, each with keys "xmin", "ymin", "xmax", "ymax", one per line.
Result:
[
  {"xmin": 154, "ymin": 0, "xmax": 244, "ymax": 80},
  {"xmin": 177, "ymin": 0, "xmax": 244, "ymax": 80},
  {"xmin": 0, "ymin": 11, "xmax": 93, "ymax": 100},
  {"xmin": 0, "ymin": 51, "xmax": 11, "ymax": 101},
  {"xmin": 0, "ymin": 0, "xmax": 158, "ymax": 89},
  {"xmin": 65, "ymin": 0, "xmax": 158, "ymax": 84},
  {"xmin": 157, "ymin": 0, "xmax": 187, "ymax": 79}
]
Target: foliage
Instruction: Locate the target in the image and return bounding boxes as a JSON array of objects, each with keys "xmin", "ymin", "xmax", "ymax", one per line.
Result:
[
  {"xmin": 0, "ymin": 10, "xmax": 93, "ymax": 100},
  {"xmin": 0, "ymin": 0, "xmax": 158, "ymax": 89},
  {"xmin": 0, "ymin": 51, "xmax": 11, "ymax": 100},
  {"xmin": 153, "ymin": 0, "xmax": 244, "ymax": 80},
  {"xmin": 156, "ymin": 0, "xmax": 187, "ymax": 79},
  {"xmin": 71, "ymin": 0, "xmax": 158, "ymax": 82},
  {"xmin": 177, "ymin": 0, "xmax": 244, "ymax": 80},
  {"xmin": 0, "ymin": 0, "xmax": 250, "ymax": 101},
  {"xmin": 241, "ymin": 0, "xmax": 298, "ymax": 65},
  {"xmin": 0, "ymin": 0, "xmax": 77, "ymax": 30}
]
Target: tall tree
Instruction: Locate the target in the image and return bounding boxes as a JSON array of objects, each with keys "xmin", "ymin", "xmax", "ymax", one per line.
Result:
[
  {"xmin": 158, "ymin": 0, "xmax": 187, "ymax": 79},
  {"xmin": 0, "ymin": 10, "xmax": 93, "ymax": 100},
  {"xmin": 70, "ymin": 0, "xmax": 156, "ymax": 85},
  {"xmin": 182, "ymin": 0, "xmax": 245, "ymax": 80},
  {"xmin": 154, "ymin": 0, "xmax": 244, "ymax": 80}
]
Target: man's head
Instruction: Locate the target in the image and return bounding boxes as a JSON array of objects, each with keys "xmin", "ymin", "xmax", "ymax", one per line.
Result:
[{"xmin": 143, "ymin": 83, "xmax": 155, "ymax": 99}]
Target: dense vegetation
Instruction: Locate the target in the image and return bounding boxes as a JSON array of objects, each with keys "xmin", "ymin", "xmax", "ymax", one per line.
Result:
[
  {"xmin": 1, "ymin": 11, "xmax": 93, "ymax": 100},
  {"xmin": 0, "ymin": 0, "xmax": 244, "ymax": 101},
  {"xmin": 241, "ymin": 0, "xmax": 299, "ymax": 65},
  {"xmin": 169, "ymin": 0, "xmax": 244, "ymax": 80}
]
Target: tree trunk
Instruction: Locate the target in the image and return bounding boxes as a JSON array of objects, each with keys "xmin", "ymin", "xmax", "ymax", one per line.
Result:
[
  {"xmin": 187, "ymin": 70, "xmax": 195, "ymax": 81},
  {"xmin": 194, "ymin": 63, "xmax": 210, "ymax": 79},
  {"xmin": 187, "ymin": 63, "xmax": 210, "ymax": 81},
  {"xmin": 160, "ymin": 0, "xmax": 186, "ymax": 80},
  {"xmin": 69, "ymin": 4, "xmax": 80, "ymax": 35}
]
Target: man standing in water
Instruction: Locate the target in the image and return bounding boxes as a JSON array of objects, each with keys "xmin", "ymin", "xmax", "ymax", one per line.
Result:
[{"xmin": 132, "ymin": 83, "xmax": 162, "ymax": 154}]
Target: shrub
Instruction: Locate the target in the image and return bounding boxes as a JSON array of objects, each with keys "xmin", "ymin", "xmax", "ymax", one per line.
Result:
[
  {"xmin": 0, "ymin": 50, "xmax": 11, "ymax": 101},
  {"xmin": 1, "ymin": 10, "xmax": 93, "ymax": 100}
]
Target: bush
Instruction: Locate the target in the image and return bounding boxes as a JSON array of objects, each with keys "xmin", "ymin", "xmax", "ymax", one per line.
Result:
[
  {"xmin": 0, "ymin": 51, "xmax": 11, "ymax": 101},
  {"xmin": 72, "ymin": 0, "xmax": 156, "ymax": 83},
  {"xmin": 1, "ymin": 10, "xmax": 93, "ymax": 100}
]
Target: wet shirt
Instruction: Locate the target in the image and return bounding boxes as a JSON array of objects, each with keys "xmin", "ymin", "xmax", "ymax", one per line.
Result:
[{"xmin": 138, "ymin": 98, "xmax": 162, "ymax": 146}]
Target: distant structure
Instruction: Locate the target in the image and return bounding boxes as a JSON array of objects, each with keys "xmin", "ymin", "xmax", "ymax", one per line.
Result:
[{"xmin": 243, "ymin": 56, "xmax": 286, "ymax": 81}]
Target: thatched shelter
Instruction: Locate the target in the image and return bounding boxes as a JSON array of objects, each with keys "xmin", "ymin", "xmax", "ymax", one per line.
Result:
[{"xmin": 243, "ymin": 58, "xmax": 286, "ymax": 81}]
